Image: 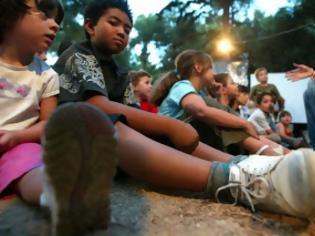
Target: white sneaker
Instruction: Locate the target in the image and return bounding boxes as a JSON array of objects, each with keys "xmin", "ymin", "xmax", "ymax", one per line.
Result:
[{"xmin": 216, "ymin": 149, "xmax": 315, "ymax": 218}]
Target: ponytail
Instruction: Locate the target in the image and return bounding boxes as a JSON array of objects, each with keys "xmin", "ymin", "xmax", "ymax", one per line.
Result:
[{"xmin": 150, "ymin": 71, "xmax": 181, "ymax": 106}]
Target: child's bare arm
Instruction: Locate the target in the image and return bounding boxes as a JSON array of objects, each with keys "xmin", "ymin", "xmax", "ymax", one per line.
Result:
[
  {"xmin": 15, "ymin": 96, "xmax": 57, "ymax": 142},
  {"xmin": 87, "ymin": 95, "xmax": 199, "ymax": 153},
  {"xmin": 181, "ymin": 93, "xmax": 259, "ymax": 139},
  {"xmin": 278, "ymin": 96, "xmax": 285, "ymax": 110},
  {"xmin": 276, "ymin": 123, "xmax": 290, "ymax": 139},
  {"xmin": 0, "ymin": 96, "xmax": 57, "ymax": 151}
]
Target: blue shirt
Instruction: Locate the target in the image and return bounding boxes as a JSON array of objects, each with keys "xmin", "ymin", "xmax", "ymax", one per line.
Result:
[{"xmin": 159, "ymin": 80, "xmax": 196, "ymax": 119}]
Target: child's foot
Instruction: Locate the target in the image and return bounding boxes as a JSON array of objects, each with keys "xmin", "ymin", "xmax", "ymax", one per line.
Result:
[
  {"xmin": 42, "ymin": 103, "xmax": 118, "ymax": 236},
  {"xmin": 214, "ymin": 149, "xmax": 315, "ymax": 218}
]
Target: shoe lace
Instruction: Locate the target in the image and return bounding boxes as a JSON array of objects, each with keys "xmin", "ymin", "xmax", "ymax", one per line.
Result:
[{"xmin": 215, "ymin": 171, "xmax": 270, "ymax": 213}]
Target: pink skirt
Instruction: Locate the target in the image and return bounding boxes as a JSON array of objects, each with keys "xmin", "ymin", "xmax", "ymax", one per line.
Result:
[{"xmin": 0, "ymin": 143, "xmax": 43, "ymax": 193}]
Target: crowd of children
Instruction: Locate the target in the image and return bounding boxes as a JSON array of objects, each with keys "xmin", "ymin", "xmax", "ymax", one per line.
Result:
[{"xmin": 1, "ymin": 0, "xmax": 315, "ymax": 235}]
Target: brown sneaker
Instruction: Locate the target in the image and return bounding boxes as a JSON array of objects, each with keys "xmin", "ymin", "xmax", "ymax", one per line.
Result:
[{"xmin": 42, "ymin": 102, "xmax": 118, "ymax": 236}]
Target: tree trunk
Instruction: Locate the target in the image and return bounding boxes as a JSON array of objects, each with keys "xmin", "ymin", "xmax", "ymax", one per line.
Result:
[{"xmin": 222, "ymin": 0, "xmax": 232, "ymax": 33}]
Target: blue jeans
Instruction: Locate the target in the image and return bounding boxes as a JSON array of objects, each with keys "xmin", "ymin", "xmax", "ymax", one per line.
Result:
[{"xmin": 304, "ymin": 79, "xmax": 315, "ymax": 149}]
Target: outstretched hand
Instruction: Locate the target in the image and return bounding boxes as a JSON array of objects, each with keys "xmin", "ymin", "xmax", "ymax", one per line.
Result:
[{"xmin": 285, "ymin": 63, "xmax": 315, "ymax": 81}]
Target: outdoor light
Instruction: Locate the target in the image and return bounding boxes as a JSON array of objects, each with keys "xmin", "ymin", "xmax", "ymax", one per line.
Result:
[{"xmin": 217, "ymin": 38, "xmax": 233, "ymax": 55}]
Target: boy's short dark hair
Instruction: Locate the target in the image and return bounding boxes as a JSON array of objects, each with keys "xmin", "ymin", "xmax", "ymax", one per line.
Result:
[
  {"xmin": 128, "ymin": 70, "xmax": 151, "ymax": 86},
  {"xmin": 256, "ymin": 92, "xmax": 274, "ymax": 105},
  {"xmin": 84, "ymin": 0, "xmax": 133, "ymax": 40},
  {"xmin": 238, "ymin": 85, "xmax": 249, "ymax": 94},
  {"xmin": 0, "ymin": 0, "xmax": 64, "ymax": 43}
]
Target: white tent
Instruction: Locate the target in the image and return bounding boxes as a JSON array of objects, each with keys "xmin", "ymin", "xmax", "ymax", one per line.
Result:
[{"xmin": 250, "ymin": 73, "xmax": 308, "ymax": 124}]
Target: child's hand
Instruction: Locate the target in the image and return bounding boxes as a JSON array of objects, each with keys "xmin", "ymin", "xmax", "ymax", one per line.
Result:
[
  {"xmin": 242, "ymin": 122, "xmax": 259, "ymax": 140},
  {"xmin": 169, "ymin": 120, "xmax": 199, "ymax": 153},
  {"xmin": 0, "ymin": 130, "xmax": 20, "ymax": 152}
]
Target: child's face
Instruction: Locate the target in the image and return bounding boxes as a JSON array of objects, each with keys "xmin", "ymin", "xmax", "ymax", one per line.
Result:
[
  {"xmin": 11, "ymin": 0, "xmax": 59, "ymax": 54},
  {"xmin": 237, "ymin": 92, "xmax": 249, "ymax": 106},
  {"xmin": 89, "ymin": 8, "xmax": 132, "ymax": 54},
  {"xmin": 207, "ymin": 81, "xmax": 222, "ymax": 98},
  {"xmin": 201, "ymin": 67, "xmax": 214, "ymax": 86},
  {"xmin": 225, "ymin": 76, "xmax": 238, "ymax": 97},
  {"xmin": 259, "ymin": 95, "xmax": 275, "ymax": 113},
  {"xmin": 133, "ymin": 76, "xmax": 152, "ymax": 100},
  {"xmin": 280, "ymin": 114, "xmax": 292, "ymax": 126},
  {"xmin": 257, "ymin": 69, "xmax": 268, "ymax": 83}
]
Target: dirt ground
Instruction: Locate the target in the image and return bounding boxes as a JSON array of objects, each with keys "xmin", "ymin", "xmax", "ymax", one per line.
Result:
[{"xmin": 0, "ymin": 178, "xmax": 314, "ymax": 236}]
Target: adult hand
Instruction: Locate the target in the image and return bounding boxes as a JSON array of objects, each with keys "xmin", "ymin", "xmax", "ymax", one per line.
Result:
[
  {"xmin": 285, "ymin": 63, "xmax": 314, "ymax": 81},
  {"xmin": 0, "ymin": 130, "xmax": 20, "ymax": 152}
]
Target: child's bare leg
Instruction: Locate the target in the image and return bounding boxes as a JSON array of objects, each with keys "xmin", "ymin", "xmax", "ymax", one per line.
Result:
[
  {"xmin": 116, "ymin": 122, "xmax": 211, "ymax": 191},
  {"xmin": 191, "ymin": 141, "xmax": 231, "ymax": 162},
  {"xmin": 239, "ymin": 136, "xmax": 281, "ymax": 155},
  {"xmin": 13, "ymin": 167, "xmax": 43, "ymax": 204}
]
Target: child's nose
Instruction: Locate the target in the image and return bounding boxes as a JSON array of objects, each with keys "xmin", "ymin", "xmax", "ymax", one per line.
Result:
[
  {"xmin": 117, "ymin": 26, "xmax": 126, "ymax": 38},
  {"xmin": 49, "ymin": 19, "xmax": 60, "ymax": 33}
]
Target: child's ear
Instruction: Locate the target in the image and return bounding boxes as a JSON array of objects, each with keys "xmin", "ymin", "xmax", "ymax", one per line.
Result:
[
  {"xmin": 85, "ymin": 18, "xmax": 95, "ymax": 38},
  {"xmin": 194, "ymin": 63, "xmax": 203, "ymax": 74}
]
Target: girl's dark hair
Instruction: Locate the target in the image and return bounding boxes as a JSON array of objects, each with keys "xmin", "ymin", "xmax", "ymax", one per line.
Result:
[
  {"xmin": 37, "ymin": 0, "xmax": 64, "ymax": 25},
  {"xmin": 205, "ymin": 73, "xmax": 229, "ymax": 99},
  {"xmin": 279, "ymin": 110, "xmax": 291, "ymax": 119},
  {"xmin": 0, "ymin": 0, "xmax": 64, "ymax": 43},
  {"xmin": 84, "ymin": 0, "xmax": 132, "ymax": 39},
  {"xmin": 256, "ymin": 92, "xmax": 274, "ymax": 105},
  {"xmin": 0, "ymin": 0, "xmax": 30, "ymax": 43},
  {"xmin": 213, "ymin": 73, "xmax": 229, "ymax": 87},
  {"xmin": 150, "ymin": 49, "xmax": 213, "ymax": 106}
]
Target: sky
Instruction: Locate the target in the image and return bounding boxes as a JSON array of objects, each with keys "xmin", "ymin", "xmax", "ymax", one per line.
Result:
[
  {"xmin": 128, "ymin": 0, "xmax": 293, "ymax": 20},
  {"xmin": 127, "ymin": 0, "xmax": 294, "ymax": 64},
  {"xmin": 47, "ymin": 0, "xmax": 294, "ymax": 65}
]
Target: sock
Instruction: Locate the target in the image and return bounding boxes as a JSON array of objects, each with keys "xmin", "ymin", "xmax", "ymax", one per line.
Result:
[
  {"xmin": 206, "ymin": 155, "xmax": 248, "ymax": 201},
  {"xmin": 273, "ymin": 145, "xmax": 284, "ymax": 155},
  {"xmin": 40, "ymin": 192, "xmax": 48, "ymax": 207}
]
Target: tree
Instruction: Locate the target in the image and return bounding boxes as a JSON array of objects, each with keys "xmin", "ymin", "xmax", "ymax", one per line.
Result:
[
  {"xmin": 159, "ymin": 0, "xmax": 253, "ymax": 32},
  {"xmin": 235, "ymin": 0, "xmax": 315, "ymax": 72}
]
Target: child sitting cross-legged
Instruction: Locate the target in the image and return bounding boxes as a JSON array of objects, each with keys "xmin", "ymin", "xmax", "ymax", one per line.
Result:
[{"xmin": 277, "ymin": 110, "xmax": 308, "ymax": 149}]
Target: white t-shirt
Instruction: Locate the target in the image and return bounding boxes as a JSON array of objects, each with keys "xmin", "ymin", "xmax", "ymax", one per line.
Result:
[
  {"xmin": 248, "ymin": 108, "xmax": 270, "ymax": 135},
  {"xmin": 0, "ymin": 57, "xmax": 59, "ymax": 131}
]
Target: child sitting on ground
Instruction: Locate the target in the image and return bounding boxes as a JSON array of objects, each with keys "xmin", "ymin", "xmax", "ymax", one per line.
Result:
[
  {"xmin": 52, "ymin": 0, "xmax": 315, "ymax": 232},
  {"xmin": 277, "ymin": 110, "xmax": 308, "ymax": 148},
  {"xmin": 233, "ymin": 85, "xmax": 250, "ymax": 118},
  {"xmin": 128, "ymin": 70, "xmax": 158, "ymax": 113},
  {"xmin": 248, "ymin": 92, "xmax": 282, "ymax": 143},
  {"xmin": 151, "ymin": 50, "xmax": 290, "ymax": 155},
  {"xmin": 250, "ymin": 67, "xmax": 285, "ymax": 112}
]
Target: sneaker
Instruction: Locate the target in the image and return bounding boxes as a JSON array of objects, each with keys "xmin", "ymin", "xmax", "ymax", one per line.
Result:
[
  {"xmin": 42, "ymin": 103, "xmax": 118, "ymax": 236},
  {"xmin": 216, "ymin": 149, "xmax": 315, "ymax": 218}
]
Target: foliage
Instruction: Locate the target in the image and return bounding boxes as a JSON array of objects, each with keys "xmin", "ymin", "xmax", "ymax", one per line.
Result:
[{"xmin": 52, "ymin": 0, "xmax": 315, "ymax": 75}]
